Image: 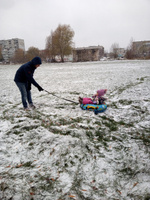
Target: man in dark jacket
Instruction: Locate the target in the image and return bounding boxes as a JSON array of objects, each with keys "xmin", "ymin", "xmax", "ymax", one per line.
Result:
[{"xmin": 14, "ymin": 56, "xmax": 43, "ymax": 110}]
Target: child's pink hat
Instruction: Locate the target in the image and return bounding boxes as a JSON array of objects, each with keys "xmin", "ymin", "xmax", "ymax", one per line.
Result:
[{"xmin": 97, "ymin": 89, "xmax": 107, "ymax": 97}]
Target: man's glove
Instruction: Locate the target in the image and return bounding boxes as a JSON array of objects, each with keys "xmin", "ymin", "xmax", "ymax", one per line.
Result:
[{"xmin": 38, "ymin": 86, "xmax": 44, "ymax": 91}]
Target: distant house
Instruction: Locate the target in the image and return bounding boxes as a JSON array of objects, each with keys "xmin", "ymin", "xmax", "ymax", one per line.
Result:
[
  {"xmin": 0, "ymin": 38, "xmax": 25, "ymax": 63},
  {"xmin": 133, "ymin": 40, "xmax": 150, "ymax": 58},
  {"xmin": 73, "ymin": 45, "xmax": 104, "ymax": 62}
]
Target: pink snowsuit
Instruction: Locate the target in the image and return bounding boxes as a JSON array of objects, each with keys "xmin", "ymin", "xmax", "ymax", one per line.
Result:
[{"xmin": 82, "ymin": 98, "xmax": 93, "ymax": 104}]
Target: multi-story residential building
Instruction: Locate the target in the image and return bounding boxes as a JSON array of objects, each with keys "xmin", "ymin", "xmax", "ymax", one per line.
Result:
[
  {"xmin": 133, "ymin": 40, "xmax": 150, "ymax": 58},
  {"xmin": 73, "ymin": 45, "xmax": 104, "ymax": 62},
  {"xmin": 0, "ymin": 38, "xmax": 25, "ymax": 62}
]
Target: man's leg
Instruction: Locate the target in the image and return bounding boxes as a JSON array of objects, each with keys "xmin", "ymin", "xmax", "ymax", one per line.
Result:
[
  {"xmin": 27, "ymin": 90, "xmax": 33, "ymax": 105},
  {"xmin": 27, "ymin": 90, "xmax": 36, "ymax": 108},
  {"xmin": 15, "ymin": 82, "xmax": 28, "ymax": 109}
]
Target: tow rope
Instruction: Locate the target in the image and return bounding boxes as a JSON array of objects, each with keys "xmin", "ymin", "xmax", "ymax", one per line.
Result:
[{"xmin": 44, "ymin": 90, "xmax": 79, "ymax": 104}]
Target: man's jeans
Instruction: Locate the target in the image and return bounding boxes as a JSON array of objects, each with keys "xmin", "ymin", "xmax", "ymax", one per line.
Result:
[{"xmin": 15, "ymin": 82, "xmax": 33, "ymax": 108}]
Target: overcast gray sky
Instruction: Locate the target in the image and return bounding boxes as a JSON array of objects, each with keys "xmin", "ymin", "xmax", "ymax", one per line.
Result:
[{"xmin": 0, "ymin": 0, "xmax": 150, "ymax": 52}]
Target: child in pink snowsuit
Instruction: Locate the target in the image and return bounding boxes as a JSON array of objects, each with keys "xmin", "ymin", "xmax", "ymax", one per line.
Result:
[{"xmin": 79, "ymin": 89, "xmax": 107, "ymax": 105}]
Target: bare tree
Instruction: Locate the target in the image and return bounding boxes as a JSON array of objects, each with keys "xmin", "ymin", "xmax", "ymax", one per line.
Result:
[
  {"xmin": 46, "ymin": 24, "xmax": 75, "ymax": 62},
  {"xmin": 0, "ymin": 47, "xmax": 3, "ymax": 61},
  {"xmin": 45, "ymin": 31, "xmax": 57, "ymax": 62},
  {"xmin": 110, "ymin": 43, "xmax": 119, "ymax": 58},
  {"xmin": 125, "ymin": 38, "xmax": 134, "ymax": 59},
  {"xmin": 25, "ymin": 47, "xmax": 40, "ymax": 61}
]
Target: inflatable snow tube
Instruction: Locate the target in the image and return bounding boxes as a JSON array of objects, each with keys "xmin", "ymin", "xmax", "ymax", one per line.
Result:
[{"xmin": 80, "ymin": 103, "xmax": 107, "ymax": 114}]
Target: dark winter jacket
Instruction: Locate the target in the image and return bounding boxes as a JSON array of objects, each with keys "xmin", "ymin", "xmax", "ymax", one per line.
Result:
[{"xmin": 14, "ymin": 57, "xmax": 42, "ymax": 88}]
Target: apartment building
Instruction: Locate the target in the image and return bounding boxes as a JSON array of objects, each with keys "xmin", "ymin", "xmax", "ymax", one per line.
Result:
[
  {"xmin": 0, "ymin": 38, "xmax": 25, "ymax": 62},
  {"xmin": 73, "ymin": 46, "xmax": 104, "ymax": 62},
  {"xmin": 133, "ymin": 40, "xmax": 150, "ymax": 58}
]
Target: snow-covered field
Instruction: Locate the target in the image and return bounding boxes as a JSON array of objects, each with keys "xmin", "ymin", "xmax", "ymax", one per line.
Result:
[{"xmin": 0, "ymin": 60, "xmax": 150, "ymax": 200}]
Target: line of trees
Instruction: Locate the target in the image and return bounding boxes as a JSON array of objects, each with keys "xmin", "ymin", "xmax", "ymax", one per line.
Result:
[
  {"xmin": 0, "ymin": 24, "xmax": 75, "ymax": 64},
  {"xmin": 1, "ymin": 26, "xmax": 149, "ymax": 64},
  {"xmin": 109, "ymin": 38, "xmax": 150, "ymax": 59},
  {"xmin": 109, "ymin": 41, "xmax": 134, "ymax": 59},
  {"xmin": 10, "ymin": 47, "xmax": 41, "ymax": 64}
]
